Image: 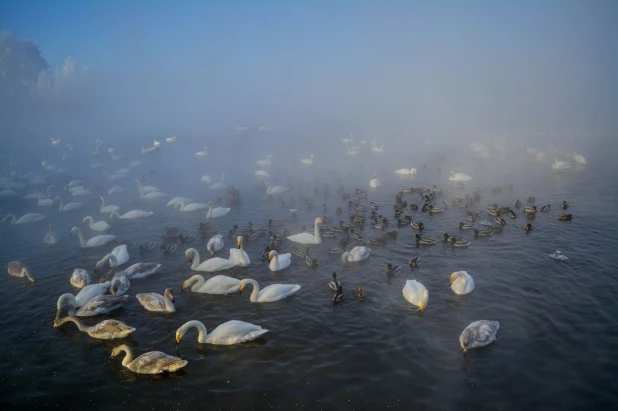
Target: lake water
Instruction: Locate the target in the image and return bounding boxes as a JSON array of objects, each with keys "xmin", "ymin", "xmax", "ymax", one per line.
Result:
[{"xmin": 1, "ymin": 136, "xmax": 617, "ymax": 410}]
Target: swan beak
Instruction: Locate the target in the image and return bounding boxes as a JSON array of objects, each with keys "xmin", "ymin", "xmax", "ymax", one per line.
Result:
[
  {"xmin": 187, "ymin": 257, "xmax": 192, "ymax": 263},
  {"xmin": 176, "ymin": 335, "xmax": 181, "ymax": 344},
  {"xmin": 239, "ymin": 286, "xmax": 243, "ymax": 294},
  {"xmin": 94, "ymin": 265, "xmax": 99, "ymax": 273},
  {"xmin": 181, "ymin": 284, "xmax": 186, "ymax": 291},
  {"xmin": 449, "ymin": 278, "xmax": 454, "ymax": 285},
  {"xmin": 419, "ymin": 304, "xmax": 425, "ymax": 312},
  {"xmin": 463, "ymin": 348, "xmax": 468, "ymax": 357},
  {"xmin": 237, "ymin": 240, "xmax": 241, "ymax": 248}
]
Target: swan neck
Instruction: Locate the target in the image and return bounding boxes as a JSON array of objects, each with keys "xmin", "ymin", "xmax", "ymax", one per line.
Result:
[
  {"xmin": 110, "ymin": 212, "xmax": 119, "ymax": 220},
  {"xmin": 269, "ymin": 254, "xmax": 278, "ymax": 270},
  {"xmin": 121, "ymin": 346, "xmax": 134, "ymax": 366},
  {"xmin": 164, "ymin": 291, "xmax": 176, "ymax": 313},
  {"xmin": 56, "ymin": 294, "xmax": 78, "ymax": 320},
  {"xmin": 74, "ymin": 229, "xmax": 86, "ymax": 248},
  {"xmin": 243, "ymin": 279, "xmax": 260, "ymax": 302},
  {"xmin": 190, "ymin": 249, "xmax": 200, "ymax": 268},
  {"xmin": 189, "ymin": 275, "xmax": 205, "ymax": 291},
  {"xmin": 2, "ymin": 214, "xmax": 15, "ymax": 223},
  {"xmin": 59, "ymin": 316, "xmax": 88, "ymax": 331},
  {"xmin": 182, "ymin": 320, "xmax": 207, "ymax": 343},
  {"xmin": 314, "ymin": 220, "xmax": 321, "ymax": 243},
  {"xmin": 22, "ymin": 267, "xmax": 34, "ymax": 282}
]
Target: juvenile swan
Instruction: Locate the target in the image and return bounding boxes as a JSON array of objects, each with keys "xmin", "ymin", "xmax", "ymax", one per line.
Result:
[{"xmin": 110, "ymin": 344, "xmax": 187, "ymax": 374}]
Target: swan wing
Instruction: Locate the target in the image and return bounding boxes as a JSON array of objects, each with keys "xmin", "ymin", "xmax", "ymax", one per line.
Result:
[
  {"xmin": 201, "ymin": 275, "xmax": 240, "ymax": 294},
  {"xmin": 129, "ymin": 351, "xmax": 187, "ymax": 374},
  {"xmin": 198, "ymin": 257, "xmax": 237, "ymax": 272},
  {"xmin": 286, "ymin": 233, "xmax": 316, "ymax": 244},
  {"xmin": 278, "ymin": 253, "xmax": 292, "ymax": 269},
  {"xmin": 76, "ymin": 295, "xmax": 128, "ymax": 317},
  {"xmin": 124, "ymin": 263, "xmax": 161, "ymax": 279},
  {"xmin": 136, "ymin": 293, "xmax": 166, "ymax": 311},
  {"xmin": 206, "ymin": 320, "xmax": 269, "ymax": 345},
  {"xmin": 112, "ymin": 245, "xmax": 130, "ymax": 265}
]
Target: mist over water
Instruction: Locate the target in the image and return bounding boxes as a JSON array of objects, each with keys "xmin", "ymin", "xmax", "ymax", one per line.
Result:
[{"xmin": 1, "ymin": 1, "xmax": 618, "ymax": 410}]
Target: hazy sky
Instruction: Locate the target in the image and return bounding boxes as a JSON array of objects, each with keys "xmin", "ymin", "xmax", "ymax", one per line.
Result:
[{"xmin": 1, "ymin": 1, "xmax": 617, "ymax": 139}]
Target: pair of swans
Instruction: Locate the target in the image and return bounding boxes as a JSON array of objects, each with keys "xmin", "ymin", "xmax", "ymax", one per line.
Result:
[
  {"xmin": 239, "ymin": 279, "xmax": 300, "ymax": 302},
  {"xmin": 2, "ymin": 213, "xmax": 46, "ymax": 224},
  {"xmin": 55, "ymin": 283, "xmax": 129, "ymax": 319},
  {"xmin": 8, "ymin": 261, "xmax": 35, "ymax": 282},
  {"xmin": 54, "ymin": 316, "xmax": 136, "ymax": 340},
  {"xmin": 95, "ymin": 245, "xmax": 130, "ymax": 270},
  {"xmin": 176, "ymin": 320, "xmax": 268, "ymax": 346},
  {"xmin": 110, "ymin": 210, "xmax": 154, "ymax": 219},
  {"xmin": 287, "ymin": 218, "xmax": 323, "ymax": 244},
  {"xmin": 369, "ymin": 173, "xmax": 380, "ymax": 188},
  {"xmin": 83, "ymin": 216, "xmax": 110, "ymax": 231},
  {"xmin": 70, "ymin": 227, "xmax": 115, "ymax": 248},
  {"xmin": 111, "ymin": 344, "xmax": 187, "ymax": 374}
]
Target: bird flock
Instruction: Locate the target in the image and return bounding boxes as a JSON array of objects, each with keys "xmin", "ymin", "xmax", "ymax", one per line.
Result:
[{"xmin": 1, "ymin": 133, "xmax": 583, "ymax": 374}]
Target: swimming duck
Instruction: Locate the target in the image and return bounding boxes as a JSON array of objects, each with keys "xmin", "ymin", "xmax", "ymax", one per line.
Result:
[
  {"xmin": 332, "ymin": 285, "xmax": 345, "ymax": 303},
  {"xmin": 527, "ymin": 196, "xmax": 536, "ymax": 203},
  {"xmin": 327, "ymin": 248, "xmax": 344, "ymax": 254},
  {"xmin": 523, "ymin": 206, "xmax": 537, "ymax": 214},
  {"xmin": 494, "ymin": 217, "xmax": 506, "ymax": 225},
  {"xmin": 411, "ymin": 222, "xmax": 424, "ymax": 230},
  {"xmin": 459, "ymin": 222, "xmax": 475, "ymax": 230},
  {"xmin": 557, "ymin": 214, "xmax": 573, "ymax": 221},
  {"xmin": 524, "ymin": 223, "xmax": 533, "ymax": 232},
  {"xmin": 138, "ymin": 242, "xmax": 157, "ymax": 253},
  {"xmin": 178, "ymin": 234, "xmax": 195, "ymax": 243},
  {"xmin": 329, "ymin": 272, "xmax": 343, "ymax": 290},
  {"xmin": 381, "ymin": 230, "xmax": 398, "ymax": 239},
  {"xmin": 508, "ymin": 210, "xmax": 516, "ymax": 219},
  {"xmin": 561, "ymin": 201, "xmax": 569, "ymax": 209},
  {"xmin": 410, "ymin": 204, "xmax": 419, "ymax": 211},
  {"xmin": 487, "ymin": 225, "xmax": 504, "ymax": 233},
  {"xmin": 368, "ymin": 237, "xmax": 387, "ymax": 246},
  {"xmin": 415, "ymin": 234, "xmax": 436, "ymax": 245},
  {"xmin": 409, "ymin": 256, "xmax": 421, "ymax": 267},
  {"xmin": 305, "ymin": 252, "xmax": 319, "ymax": 267},
  {"xmin": 397, "ymin": 217, "xmax": 412, "ymax": 226},
  {"xmin": 515, "ymin": 199, "xmax": 522, "ymax": 208},
  {"xmin": 451, "ymin": 240, "xmax": 470, "ymax": 248},
  {"xmin": 443, "ymin": 233, "xmax": 463, "ymax": 243},
  {"xmin": 354, "ymin": 285, "xmax": 366, "ymax": 301},
  {"xmin": 473, "ymin": 228, "xmax": 493, "ymax": 237},
  {"xmin": 540, "ymin": 205, "xmax": 551, "ymax": 212},
  {"xmin": 386, "ymin": 263, "xmax": 401, "ymax": 275}
]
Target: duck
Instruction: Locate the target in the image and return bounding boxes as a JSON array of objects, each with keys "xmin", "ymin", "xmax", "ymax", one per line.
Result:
[
  {"xmin": 239, "ymin": 279, "xmax": 301, "ymax": 303},
  {"xmin": 527, "ymin": 196, "xmax": 536, "ymax": 203},
  {"xmin": 408, "ymin": 256, "xmax": 421, "ymax": 267},
  {"xmin": 450, "ymin": 271, "xmax": 475, "ymax": 294},
  {"xmin": 415, "ymin": 234, "xmax": 436, "ymax": 245},
  {"xmin": 459, "ymin": 222, "xmax": 475, "ymax": 230},
  {"xmin": 110, "ymin": 210, "xmax": 154, "ymax": 219},
  {"xmin": 341, "ymin": 246, "xmax": 371, "ymax": 263},
  {"xmin": 459, "ymin": 320, "xmax": 500, "ymax": 356},
  {"xmin": 386, "ymin": 263, "xmax": 401, "ymax": 275},
  {"xmin": 524, "ymin": 223, "xmax": 533, "ymax": 232},
  {"xmin": 515, "ymin": 199, "xmax": 522, "ymax": 208},
  {"xmin": 487, "ymin": 225, "xmax": 504, "ymax": 233},
  {"xmin": 206, "ymin": 234, "xmax": 224, "ymax": 256},
  {"xmin": 443, "ymin": 233, "xmax": 464, "ymax": 243},
  {"xmin": 99, "ymin": 196, "xmax": 120, "ymax": 213},
  {"xmin": 354, "ymin": 285, "xmax": 366, "ymax": 301},
  {"xmin": 305, "ymin": 252, "xmax": 319, "ymax": 267},
  {"xmin": 44, "ymin": 223, "xmax": 58, "ymax": 244},
  {"xmin": 160, "ymin": 244, "xmax": 178, "ymax": 255},
  {"xmin": 138, "ymin": 242, "xmax": 157, "ymax": 253},
  {"xmin": 7, "ymin": 261, "xmax": 35, "ymax": 282},
  {"xmin": 178, "ymin": 234, "xmax": 195, "ymax": 243},
  {"xmin": 136, "ymin": 288, "xmax": 175, "ymax": 313},
  {"xmin": 185, "ymin": 248, "xmax": 237, "ymax": 272},
  {"xmin": 70, "ymin": 227, "xmax": 115, "ymax": 248},
  {"xmin": 175, "ymin": 320, "xmax": 268, "ymax": 346},
  {"xmin": 333, "ymin": 285, "xmax": 345, "ymax": 303},
  {"xmin": 508, "ymin": 210, "xmax": 516, "ymax": 219},
  {"xmin": 402, "ymin": 279, "xmax": 428, "ymax": 311},
  {"xmin": 268, "ymin": 250, "xmax": 292, "ymax": 272},
  {"xmin": 548, "ymin": 250, "xmax": 568, "ymax": 261},
  {"xmin": 561, "ymin": 201, "xmax": 569, "ymax": 209},
  {"xmin": 82, "ymin": 216, "xmax": 111, "ymax": 232},
  {"xmin": 57, "ymin": 294, "xmax": 129, "ymax": 319},
  {"xmin": 473, "ymin": 228, "xmax": 493, "ymax": 237},
  {"xmin": 494, "ymin": 217, "xmax": 506, "ymax": 225},
  {"xmin": 328, "ymin": 248, "xmax": 344, "ymax": 254},
  {"xmin": 381, "ymin": 230, "xmax": 398, "ymax": 239},
  {"xmin": 369, "ymin": 173, "xmax": 381, "ymax": 188},
  {"xmin": 411, "ymin": 221, "xmax": 424, "ymax": 230},
  {"xmin": 70, "ymin": 269, "xmax": 91, "ymax": 288},
  {"xmin": 451, "ymin": 240, "xmax": 470, "ymax": 248},
  {"xmin": 110, "ymin": 344, "xmax": 187, "ymax": 374},
  {"xmin": 523, "ymin": 206, "xmax": 537, "ymax": 214},
  {"xmin": 182, "ymin": 274, "xmax": 240, "ymax": 294},
  {"xmin": 328, "ymin": 272, "xmax": 343, "ymax": 290},
  {"xmin": 557, "ymin": 214, "xmax": 573, "ymax": 221},
  {"xmin": 287, "ymin": 217, "xmax": 324, "ymax": 244},
  {"xmin": 540, "ymin": 205, "xmax": 551, "ymax": 212},
  {"xmin": 54, "ymin": 316, "xmax": 135, "ymax": 340},
  {"xmin": 368, "ymin": 237, "xmax": 387, "ymax": 246}
]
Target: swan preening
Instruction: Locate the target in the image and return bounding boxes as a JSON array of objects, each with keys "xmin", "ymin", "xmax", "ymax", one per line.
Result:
[
  {"xmin": 56, "ymin": 293, "xmax": 129, "ymax": 319},
  {"xmin": 7, "ymin": 261, "xmax": 35, "ymax": 282},
  {"xmin": 268, "ymin": 250, "xmax": 292, "ymax": 272},
  {"xmin": 341, "ymin": 246, "xmax": 371, "ymax": 263},
  {"xmin": 230, "ymin": 236, "xmax": 250, "ymax": 266},
  {"xmin": 239, "ymin": 279, "xmax": 301, "ymax": 303},
  {"xmin": 70, "ymin": 269, "xmax": 91, "ymax": 288},
  {"xmin": 176, "ymin": 320, "xmax": 268, "ymax": 345},
  {"xmin": 207, "ymin": 234, "xmax": 224, "ymax": 256},
  {"xmin": 287, "ymin": 218, "xmax": 323, "ymax": 244},
  {"xmin": 110, "ymin": 344, "xmax": 187, "ymax": 374},
  {"xmin": 459, "ymin": 320, "xmax": 500, "ymax": 355},
  {"xmin": 183, "ymin": 274, "xmax": 240, "ymax": 294},
  {"xmin": 450, "ymin": 271, "xmax": 475, "ymax": 295},
  {"xmin": 402, "ymin": 279, "xmax": 428, "ymax": 311}
]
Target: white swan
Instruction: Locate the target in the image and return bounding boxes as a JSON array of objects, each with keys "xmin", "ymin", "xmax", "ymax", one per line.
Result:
[
  {"xmin": 111, "ymin": 344, "xmax": 187, "ymax": 374},
  {"xmin": 341, "ymin": 246, "xmax": 371, "ymax": 263},
  {"xmin": 153, "ymin": 138, "xmax": 160, "ymax": 147},
  {"xmin": 572, "ymin": 152, "xmax": 587, "ymax": 165},
  {"xmin": 449, "ymin": 171, "xmax": 472, "ymax": 182},
  {"xmin": 108, "ymin": 186, "xmax": 127, "ymax": 195},
  {"xmin": 402, "ymin": 279, "xmax": 428, "ymax": 311},
  {"xmin": 266, "ymin": 183, "xmax": 289, "ymax": 195},
  {"xmin": 206, "ymin": 202, "xmax": 230, "ymax": 219},
  {"xmin": 200, "ymin": 175, "xmax": 212, "ymax": 184},
  {"xmin": 254, "ymin": 170, "xmax": 270, "ymax": 178},
  {"xmin": 166, "ymin": 136, "xmax": 177, "ymax": 143},
  {"xmin": 136, "ymin": 288, "xmax": 175, "ymax": 312},
  {"xmin": 70, "ymin": 227, "xmax": 116, "ymax": 248},
  {"xmin": 82, "ymin": 216, "xmax": 111, "ymax": 231},
  {"xmin": 256, "ymin": 154, "xmax": 272, "ymax": 167},
  {"xmin": 207, "ymin": 234, "xmax": 225, "ymax": 256},
  {"xmin": 268, "ymin": 250, "xmax": 292, "ymax": 272},
  {"xmin": 176, "ymin": 320, "xmax": 268, "ymax": 346},
  {"xmin": 239, "ymin": 279, "xmax": 301, "ymax": 303},
  {"xmin": 195, "ymin": 146, "xmax": 208, "ymax": 159},
  {"xmin": 56, "ymin": 282, "xmax": 111, "ymax": 315},
  {"xmin": 134, "ymin": 180, "xmax": 159, "ymax": 194},
  {"xmin": 51, "ymin": 137, "xmax": 61, "ymax": 145},
  {"xmin": 166, "ymin": 197, "xmax": 194, "ymax": 207},
  {"xmin": 210, "ymin": 173, "xmax": 227, "ymax": 190},
  {"xmin": 371, "ymin": 144, "xmax": 385, "ymax": 153},
  {"xmin": 394, "ymin": 168, "xmax": 417, "ymax": 175},
  {"xmin": 301, "ymin": 154, "xmax": 314, "ymax": 165},
  {"xmin": 459, "ymin": 320, "xmax": 500, "ymax": 355},
  {"xmin": 369, "ymin": 173, "xmax": 381, "ymax": 188},
  {"xmin": 182, "ymin": 274, "xmax": 240, "ymax": 294},
  {"xmin": 185, "ymin": 248, "xmax": 237, "ymax": 272},
  {"xmin": 100, "ymin": 196, "xmax": 120, "ymax": 213},
  {"xmin": 552, "ymin": 159, "xmax": 571, "ymax": 170},
  {"xmin": 54, "ymin": 316, "xmax": 135, "ymax": 340},
  {"xmin": 287, "ymin": 218, "xmax": 323, "ymax": 244},
  {"xmin": 7, "ymin": 261, "xmax": 35, "ymax": 282},
  {"xmin": 1, "ymin": 213, "xmax": 46, "ymax": 224},
  {"xmin": 229, "ymin": 235, "xmax": 250, "ymax": 266},
  {"xmin": 36, "ymin": 185, "xmax": 55, "ymax": 206},
  {"xmin": 70, "ymin": 186, "xmax": 91, "ymax": 196},
  {"xmin": 70, "ymin": 269, "xmax": 91, "ymax": 288},
  {"xmin": 44, "ymin": 223, "xmax": 58, "ymax": 244},
  {"xmin": 342, "ymin": 133, "xmax": 354, "ymax": 144},
  {"xmin": 0, "ymin": 189, "xmax": 16, "ymax": 196},
  {"xmin": 109, "ymin": 210, "xmax": 153, "ymax": 219},
  {"xmin": 139, "ymin": 187, "xmax": 168, "ymax": 199},
  {"xmin": 56, "ymin": 197, "xmax": 83, "ymax": 212},
  {"xmin": 175, "ymin": 201, "xmax": 207, "ymax": 212},
  {"xmin": 450, "ymin": 271, "xmax": 475, "ymax": 295},
  {"xmin": 95, "ymin": 245, "xmax": 130, "ymax": 270},
  {"xmin": 106, "ymin": 263, "xmax": 161, "ymax": 280}
]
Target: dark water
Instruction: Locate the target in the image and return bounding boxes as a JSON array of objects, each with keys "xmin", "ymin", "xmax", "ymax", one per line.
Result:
[{"xmin": 1, "ymin": 137, "xmax": 617, "ymax": 410}]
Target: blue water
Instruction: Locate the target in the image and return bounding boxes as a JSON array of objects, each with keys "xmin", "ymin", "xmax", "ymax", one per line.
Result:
[{"xmin": 1, "ymin": 135, "xmax": 617, "ymax": 410}]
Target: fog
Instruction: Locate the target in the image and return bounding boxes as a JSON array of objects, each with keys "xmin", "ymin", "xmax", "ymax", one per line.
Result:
[{"xmin": 1, "ymin": 1, "xmax": 617, "ymax": 181}]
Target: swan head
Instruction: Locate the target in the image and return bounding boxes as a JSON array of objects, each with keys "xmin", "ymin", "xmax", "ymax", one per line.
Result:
[
  {"xmin": 373, "ymin": 173, "xmax": 377, "ymax": 178},
  {"xmin": 268, "ymin": 250, "xmax": 278, "ymax": 261},
  {"xmin": 450, "ymin": 271, "xmax": 462, "ymax": 285},
  {"xmin": 419, "ymin": 290, "xmax": 428, "ymax": 311},
  {"xmin": 182, "ymin": 275, "xmax": 202, "ymax": 291},
  {"xmin": 237, "ymin": 236, "xmax": 243, "ymax": 249},
  {"xmin": 164, "ymin": 288, "xmax": 175, "ymax": 303},
  {"xmin": 461, "ymin": 328, "xmax": 472, "ymax": 355},
  {"xmin": 110, "ymin": 344, "xmax": 130, "ymax": 359},
  {"xmin": 70, "ymin": 226, "xmax": 80, "ymax": 235},
  {"xmin": 185, "ymin": 248, "xmax": 195, "ymax": 263}
]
